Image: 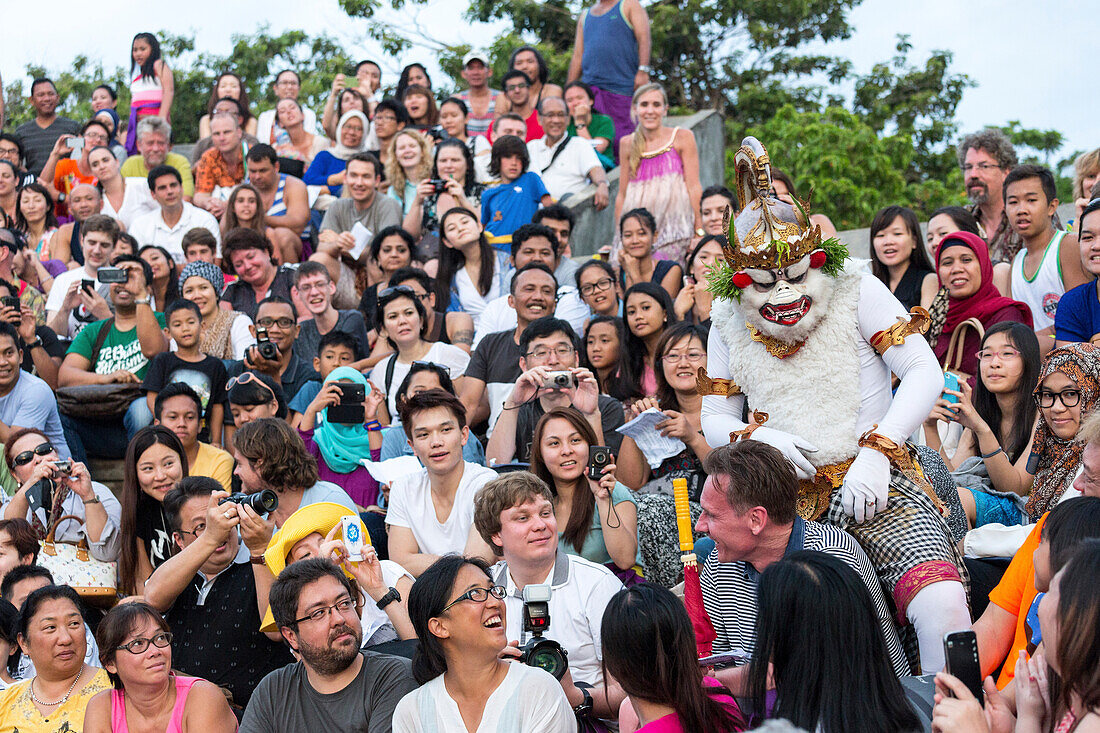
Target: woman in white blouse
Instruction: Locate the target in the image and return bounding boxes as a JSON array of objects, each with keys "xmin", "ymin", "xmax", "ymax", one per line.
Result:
[{"xmin": 88, "ymin": 146, "xmax": 157, "ymax": 228}]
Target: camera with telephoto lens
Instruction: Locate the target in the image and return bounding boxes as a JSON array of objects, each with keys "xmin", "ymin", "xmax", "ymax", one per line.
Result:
[
  {"xmin": 541, "ymin": 371, "xmax": 576, "ymax": 390},
  {"xmin": 255, "ymin": 327, "xmax": 279, "ymax": 361},
  {"xmin": 218, "ymin": 490, "xmax": 279, "ymax": 513},
  {"xmin": 518, "ymin": 583, "xmax": 568, "ymax": 679}
]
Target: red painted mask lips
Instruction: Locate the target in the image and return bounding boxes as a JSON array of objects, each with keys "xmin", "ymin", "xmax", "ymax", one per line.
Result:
[{"xmin": 760, "ymin": 296, "xmax": 811, "ymax": 326}]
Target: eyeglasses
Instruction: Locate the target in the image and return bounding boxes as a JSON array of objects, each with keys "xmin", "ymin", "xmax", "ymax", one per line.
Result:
[
  {"xmin": 226, "ymin": 371, "xmax": 277, "ymax": 402},
  {"xmin": 293, "ymin": 596, "xmax": 358, "ymax": 625},
  {"xmin": 526, "ymin": 345, "xmax": 575, "ymax": 361},
  {"xmin": 0, "ymin": 146, "xmax": 19, "ymax": 156},
  {"xmin": 13, "ymin": 442, "xmax": 54, "ymax": 467},
  {"xmin": 976, "ymin": 348, "xmax": 1021, "ymax": 362},
  {"xmin": 1035, "ymin": 389, "xmax": 1081, "ymax": 409},
  {"xmin": 116, "ymin": 632, "xmax": 173, "ymax": 654},
  {"xmin": 373, "ymin": 113, "xmax": 397, "ymax": 123},
  {"xmin": 961, "ymin": 162, "xmax": 1001, "ymax": 174},
  {"xmin": 256, "ymin": 317, "xmax": 296, "ymax": 329},
  {"xmin": 440, "ymin": 585, "xmax": 507, "ymax": 614},
  {"xmin": 579, "ymin": 277, "xmax": 614, "ymax": 296},
  {"xmin": 176, "ymin": 522, "xmax": 206, "ymax": 538},
  {"xmin": 504, "ymin": 83, "xmax": 529, "ymax": 92},
  {"xmin": 661, "ymin": 350, "xmax": 707, "ymax": 364}
]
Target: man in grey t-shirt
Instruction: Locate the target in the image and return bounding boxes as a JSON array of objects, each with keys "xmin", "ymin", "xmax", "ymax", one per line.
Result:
[
  {"xmin": 241, "ymin": 558, "xmax": 417, "ymax": 733},
  {"xmin": 314, "ymin": 152, "xmax": 401, "ymax": 307}
]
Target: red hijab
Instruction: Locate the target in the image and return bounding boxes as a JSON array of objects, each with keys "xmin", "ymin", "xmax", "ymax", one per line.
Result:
[{"xmin": 933, "ymin": 232, "xmax": 1032, "ymax": 362}]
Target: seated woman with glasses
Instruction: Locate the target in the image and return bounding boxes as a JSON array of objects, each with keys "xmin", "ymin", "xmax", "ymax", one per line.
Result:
[
  {"xmin": 82, "ymin": 602, "xmax": 237, "ymax": 732},
  {"xmin": 2, "ymin": 428, "xmax": 122, "ymax": 561},
  {"xmin": 924, "ymin": 323, "xmax": 1042, "ymax": 529},
  {"xmin": 576, "ymin": 259, "xmax": 622, "ymax": 319},
  {"xmin": 380, "ymin": 361, "xmax": 485, "ymax": 465},
  {"xmin": 368, "ymin": 286, "xmax": 470, "ymax": 426},
  {"xmin": 392, "ymin": 555, "xmax": 574, "ymax": 732}
]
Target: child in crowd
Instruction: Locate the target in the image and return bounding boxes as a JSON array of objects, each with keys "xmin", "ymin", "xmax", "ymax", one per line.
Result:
[
  {"xmin": 480, "ymin": 135, "xmax": 551, "ymax": 242},
  {"xmin": 142, "ymin": 299, "xmax": 227, "ymax": 446},
  {"xmin": 289, "ymin": 330, "xmax": 359, "ymax": 426},
  {"xmin": 618, "ymin": 207, "xmax": 683, "ymax": 296},
  {"xmin": 153, "ymin": 382, "xmax": 233, "ymax": 491},
  {"xmin": 127, "ymin": 32, "xmax": 174, "ymax": 152},
  {"xmin": 623, "ymin": 282, "xmax": 677, "ymax": 397},
  {"xmin": 583, "ymin": 315, "xmax": 640, "ymax": 404}
]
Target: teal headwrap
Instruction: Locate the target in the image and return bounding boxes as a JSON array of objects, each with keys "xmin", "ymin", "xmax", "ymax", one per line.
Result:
[{"xmin": 312, "ymin": 366, "xmax": 373, "ymax": 474}]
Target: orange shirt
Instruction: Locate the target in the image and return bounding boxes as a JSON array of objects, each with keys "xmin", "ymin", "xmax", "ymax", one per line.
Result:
[
  {"xmin": 194, "ymin": 147, "xmax": 245, "ymax": 194},
  {"xmin": 987, "ymin": 513, "xmax": 1047, "ymax": 688},
  {"xmin": 53, "ymin": 158, "xmax": 96, "ymax": 216}
]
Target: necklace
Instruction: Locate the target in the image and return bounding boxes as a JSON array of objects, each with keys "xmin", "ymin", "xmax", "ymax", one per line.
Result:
[
  {"xmin": 30, "ymin": 664, "xmax": 84, "ymax": 707},
  {"xmin": 746, "ymin": 324, "xmax": 804, "ymax": 359}
]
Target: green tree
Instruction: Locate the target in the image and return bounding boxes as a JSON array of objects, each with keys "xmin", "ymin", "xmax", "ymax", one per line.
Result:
[{"xmin": 997, "ymin": 120, "xmax": 1075, "ymax": 201}]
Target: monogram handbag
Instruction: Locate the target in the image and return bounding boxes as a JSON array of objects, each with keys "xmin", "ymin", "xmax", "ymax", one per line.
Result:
[
  {"xmin": 55, "ymin": 318, "xmax": 143, "ymax": 420},
  {"xmin": 37, "ymin": 514, "xmax": 118, "ymax": 602}
]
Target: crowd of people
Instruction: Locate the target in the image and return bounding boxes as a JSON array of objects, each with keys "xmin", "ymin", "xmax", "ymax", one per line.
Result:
[{"xmin": 0, "ymin": 10, "xmax": 1099, "ymax": 733}]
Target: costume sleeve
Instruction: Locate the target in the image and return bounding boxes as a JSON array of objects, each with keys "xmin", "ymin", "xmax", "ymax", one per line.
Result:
[
  {"xmin": 857, "ymin": 274, "xmax": 944, "ymax": 445},
  {"xmin": 699, "ymin": 321, "xmax": 748, "ymax": 447},
  {"xmin": 964, "ymin": 522, "xmax": 1037, "ymax": 559}
]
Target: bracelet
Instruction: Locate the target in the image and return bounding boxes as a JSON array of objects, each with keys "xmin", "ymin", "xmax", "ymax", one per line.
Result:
[
  {"xmin": 981, "ymin": 447, "xmax": 1005, "ymax": 460},
  {"xmin": 365, "ymin": 420, "xmax": 382, "ymax": 432}
]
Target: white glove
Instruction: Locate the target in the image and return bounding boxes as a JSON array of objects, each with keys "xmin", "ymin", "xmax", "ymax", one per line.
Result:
[
  {"xmin": 840, "ymin": 447, "xmax": 891, "ymax": 523},
  {"xmin": 749, "ymin": 426, "xmax": 819, "ymax": 480}
]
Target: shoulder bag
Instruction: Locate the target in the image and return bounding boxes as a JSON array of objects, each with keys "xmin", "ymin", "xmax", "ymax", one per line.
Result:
[{"xmin": 56, "ymin": 318, "xmax": 144, "ymax": 419}]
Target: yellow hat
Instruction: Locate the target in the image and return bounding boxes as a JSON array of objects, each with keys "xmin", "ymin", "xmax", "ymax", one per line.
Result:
[{"xmin": 259, "ymin": 502, "xmax": 371, "ymax": 632}]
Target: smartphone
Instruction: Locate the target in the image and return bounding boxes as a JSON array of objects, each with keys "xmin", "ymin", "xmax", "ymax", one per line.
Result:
[
  {"xmin": 0, "ymin": 295, "xmax": 19, "ymax": 313},
  {"xmin": 81, "ymin": 279, "xmax": 96, "ymax": 293},
  {"xmin": 587, "ymin": 446, "xmax": 612, "ymax": 481},
  {"xmin": 942, "ymin": 371, "xmax": 961, "ymax": 405},
  {"xmin": 334, "ymin": 382, "xmax": 366, "ymax": 403},
  {"xmin": 341, "ymin": 515, "xmax": 365, "ymax": 561},
  {"xmin": 943, "ymin": 631, "xmax": 983, "ymax": 705},
  {"xmin": 327, "ymin": 383, "xmax": 367, "ymax": 425},
  {"xmin": 97, "ymin": 266, "xmax": 128, "ymax": 284},
  {"xmin": 66, "ymin": 137, "xmax": 84, "ymax": 150}
]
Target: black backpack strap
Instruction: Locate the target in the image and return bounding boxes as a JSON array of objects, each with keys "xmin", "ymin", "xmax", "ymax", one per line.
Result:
[{"xmin": 88, "ymin": 317, "xmax": 115, "ymax": 367}]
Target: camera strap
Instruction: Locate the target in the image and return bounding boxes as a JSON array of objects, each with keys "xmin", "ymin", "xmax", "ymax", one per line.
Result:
[{"xmin": 541, "ymin": 135, "xmax": 573, "ymax": 173}]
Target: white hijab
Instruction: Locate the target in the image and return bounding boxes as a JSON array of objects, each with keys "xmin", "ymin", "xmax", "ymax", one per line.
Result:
[{"xmin": 330, "ymin": 110, "xmax": 369, "ymax": 160}]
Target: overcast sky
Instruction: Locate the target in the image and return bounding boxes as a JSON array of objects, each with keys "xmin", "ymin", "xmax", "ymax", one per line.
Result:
[{"xmin": 2, "ymin": 0, "xmax": 1093, "ymax": 166}]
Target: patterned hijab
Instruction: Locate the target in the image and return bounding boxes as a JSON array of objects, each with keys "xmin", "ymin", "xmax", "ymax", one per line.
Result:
[
  {"xmin": 179, "ymin": 260, "xmax": 225, "ymax": 298},
  {"xmin": 1027, "ymin": 343, "xmax": 1100, "ymax": 519}
]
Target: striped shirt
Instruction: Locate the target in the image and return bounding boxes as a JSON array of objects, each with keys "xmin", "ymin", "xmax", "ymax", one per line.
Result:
[{"xmin": 700, "ymin": 518, "xmax": 910, "ymax": 677}]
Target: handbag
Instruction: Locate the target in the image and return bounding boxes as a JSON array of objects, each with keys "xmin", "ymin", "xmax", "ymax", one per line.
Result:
[
  {"xmin": 37, "ymin": 514, "xmax": 118, "ymax": 602},
  {"xmin": 942, "ymin": 317, "xmax": 985, "ymax": 375},
  {"xmin": 55, "ymin": 317, "xmax": 143, "ymax": 419}
]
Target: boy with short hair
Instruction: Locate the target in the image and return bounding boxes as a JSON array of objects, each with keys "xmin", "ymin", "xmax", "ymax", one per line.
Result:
[
  {"xmin": 287, "ymin": 330, "xmax": 358, "ymax": 427},
  {"xmin": 1005, "ymin": 164, "xmax": 1087, "ymax": 344},
  {"xmin": 292, "ymin": 261, "xmax": 370, "ymax": 364},
  {"xmin": 143, "ymin": 299, "xmax": 228, "ymax": 446},
  {"xmin": 481, "ymin": 135, "xmax": 552, "ymax": 242},
  {"xmin": 154, "ymin": 382, "xmax": 233, "ymax": 490}
]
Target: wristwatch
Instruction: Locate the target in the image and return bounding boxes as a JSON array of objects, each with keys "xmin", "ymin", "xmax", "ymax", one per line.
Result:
[
  {"xmin": 82, "ymin": 496, "xmax": 101, "ymax": 505},
  {"xmin": 25, "ymin": 337, "xmax": 43, "ymax": 349},
  {"xmin": 134, "ymin": 296, "xmax": 152, "ymax": 306},
  {"xmin": 249, "ymin": 554, "xmax": 267, "ymax": 565},
  {"xmin": 376, "ymin": 586, "xmax": 401, "ymax": 610},
  {"xmin": 638, "ymin": 65, "xmax": 653, "ymax": 74},
  {"xmin": 572, "ymin": 686, "xmax": 593, "ymax": 716}
]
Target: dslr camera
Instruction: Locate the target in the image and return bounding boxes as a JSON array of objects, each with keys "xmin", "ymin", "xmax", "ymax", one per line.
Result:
[
  {"xmin": 518, "ymin": 583, "xmax": 568, "ymax": 680},
  {"xmin": 254, "ymin": 327, "xmax": 279, "ymax": 361},
  {"xmin": 219, "ymin": 490, "xmax": 279, "ymax": 513},
  {"xmin": 541, "ymin": 371, "xmax": 576, "ymax": 390}
]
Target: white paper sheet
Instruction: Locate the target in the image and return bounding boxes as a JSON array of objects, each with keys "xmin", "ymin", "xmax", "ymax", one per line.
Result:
[
  {"xmin": 349, "ymin": 221, "xmax": 373, "ymax": 260},
  {"xmin": 358, "ymin": 455, "xmax": 423, "ymax": 484},
  {"xmin": 616, "ymin": 408, "xmax": 686, "ymax": 469}
]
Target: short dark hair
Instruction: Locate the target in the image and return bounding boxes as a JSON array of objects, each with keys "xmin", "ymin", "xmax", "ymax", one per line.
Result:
[
  {"xmin": 397, "ymin": 388, "xmax": 467, "ymax": 439},
  {"xmin": 246, "ymin": 143, "xmax": 278, "ymax": 166},
  {"xmin": 82, "ymin": 214, "xmax": 120, "ymax": 244},
  {"xmin": 0, "ymin": 322, "xmax": 19, "ymax": 352},
  {"xmin": 346, "ymin": 151, "xmax": 384, "ymax": 178},
  {"xmin": 223, "ymin": 227, "xmax": 274, "ymax": 261},
  {"xmin": 369, "ymin": 226, "xmax": 415, "ymax": 261},
  {"xmin": 0, "ymin": 519, "xmax": 39, "ymax": 565},
  {"xmin": 95, "ymin": 601, "xmax": 171, "ymax": 689},
  {"xmin": 1004, "ymin": 164, "xmax": 1058, "ymax": 205},
  {"xmin": 376, "ymin": 286, "xmax": 428, "ymax": 344},
  {"xmin": 510, "ymin": 223, "xmax": 559, "ymax": 258},
  {"xmin": 1044, "ymin": 497, "xmax": 1100, "ymax": 576},
  {"xmin": 233, "ymin": 418, "xmax": 319, "ymax": 491},
  {"xmin": 388, "ymin": 266, "xmax": 432, "ymax": 293},
  {"xmin": 294, "ymin": 261, "xmax": 331, "ymax": 285},
  {"xmin": 1, "ymin": 564, "xmax": 53, "ymax": 603},
  {"xmin": 163, "ymin": 476, "xmax": 222, "ymax": 533},
  {"xmin": 147, "ymin": 164, "xmax": 182, "ymax": 191},
  {"xmin": 701, "ymin": 184, "xmax": 736, "ymax": 205},
  {"xmin": 532, "ymin": 203, "xmax": 574, "ymax": 231},
  {"xmin": 620, "ymin": 207, "xmax": 656, "ymax": 235},
  {"xmin": 182, "ymin": 227, "xmax": 217, "ymax": 253},
  {"xmin": 269, "ymin": 557, "xmax": 353, "ymax": 630},
  {"xmin": 30, "ymin": 78, "xmax": 56, "ymax": 96},
  {"xmin": 257, "ymin": 294, "xmax": 297, "ymax": 321},
  {"xmin": 509, "ymin": 262, "xmax": 557, "ymax": 296},
  {"xmin": 702, "ymin": 441, "xmax": 798, "ymax": 525},
  {"xmin": 0, "ymin": 133, "xmax": 24, "ymax": 161},
  {"xmin": 562, "ymin": 80, "xmax": 595, "ymax": 103},
  {"xmin": 164, "ymin": 298, "xmax": 201, "ymax": 323},
  {"xmin": 227, "ymin": 371, "xmax": 287, "ymax": 417},
  {"xmin": 489, "ymin": 135, "xmax": 529, "ymax": 177},
  {"xmin": 519, "ymin": 316, "xmax": 576, "ymax": 356},
  {"xmin": 317, "ymin": 330, "xmax": 357, "ymax": 357},
  {"xmin": 373, "ymin": 98, "xmax": 411, "ymax": 127},
  {"xmin": 1081, "ymin": 198, "xmax": 1100, "ymax": 234},
  {"xmin": 153, "ymin": 381, "xmax": 202, "ymax": 421},
  {"xmin": 355, "ymin": 60, "xmax": 380, "ymax": 74},
  {"xmin": 111, "ymin": 253, "xmax": 154, "ymax": 289},
  {"xmin": 501, "ymin": 69, "xmax": 531, "ymax": 88}
]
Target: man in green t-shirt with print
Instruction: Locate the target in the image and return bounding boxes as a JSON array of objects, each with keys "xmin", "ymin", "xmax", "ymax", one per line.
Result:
[{"xmin": 58, "ymin": 254, "xmax": 168, "ymax": 462}]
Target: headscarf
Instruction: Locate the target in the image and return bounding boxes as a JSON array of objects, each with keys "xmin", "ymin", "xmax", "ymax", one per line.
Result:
[
  {"xmin": 312, "ymin": 366, "xmax": 373, "ymax": 473},
  {"xmin": 930, "ymin": 232, "xmax": 1032, "ymax": 361},
  {"xmin": 330, "ymin": 110, "xmax": 369, "ymax": 161},
  {"xmin": 179, "ymin": 260, "xmax": 225, "ymax": 298},
  {"xmin": 1026, "ymin": 343, "xmax": 1100, "ymax": 519},
  {"xmin": 95, "ymin": 108, "xmax": 121, "ymax": 138}
]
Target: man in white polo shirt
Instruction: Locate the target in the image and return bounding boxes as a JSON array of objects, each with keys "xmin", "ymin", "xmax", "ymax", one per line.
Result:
[
  {"xmin": 128, "ymin": 165, "xmax": 220, "ymax": 263},
  {"xmin": 527, "ymin": 96, "xmax": 608, "ymax": 209},
  {"xmin": 474, "ymin": 470, "xmax": 625, "ymax": 724}
]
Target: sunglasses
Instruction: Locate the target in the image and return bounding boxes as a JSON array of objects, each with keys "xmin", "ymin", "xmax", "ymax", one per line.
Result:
[
  {"xmin": 378, "ymin": 285, "xmax": 418, "ymax": 299},
  {"xmin": 227, "ymin": 371, "xmax": 277, "ymax": 402},
  {"xmin": 13, "ymin": 441, "xmax": 54, "ymax": 467}
]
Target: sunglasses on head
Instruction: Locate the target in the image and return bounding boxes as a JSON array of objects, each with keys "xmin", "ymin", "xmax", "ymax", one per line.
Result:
[
  {"xmin": 13, "ymin": 441, "xmax": 54, "ymax": 467},
  {"xmin": 226, "ymin": 371, "xmax": 277, "ymax": 402},
  {"xmin": 378, "ymin": 285, "xmax": 417, "ymax": 299}
]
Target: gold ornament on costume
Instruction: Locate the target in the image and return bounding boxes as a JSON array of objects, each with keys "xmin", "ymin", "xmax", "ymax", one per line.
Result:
[
  {"xmin": 696, "ymin": 367, "xmax": 742, "ymax": 397},
  {"xmin": 870, "ymin": 307, "xmax": 932, "ymax": 356},
  {"xmin": 747, "ymin": 324, "xmax": 804, "ymax": 358}
]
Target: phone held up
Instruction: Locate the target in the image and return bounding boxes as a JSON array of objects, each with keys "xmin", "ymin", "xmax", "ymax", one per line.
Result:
[
  {"xmin": 327, "ymin": 382, "xmax": 369, "ymax": 425},
  {"xmin": 943, "ymin": 630, "xmax": 983, "ymax": 705}
]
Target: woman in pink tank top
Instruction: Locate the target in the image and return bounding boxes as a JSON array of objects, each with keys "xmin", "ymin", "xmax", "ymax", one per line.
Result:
[{"xmin": 82, "ymin": 602, "xmax": 237, "ymax": 732}]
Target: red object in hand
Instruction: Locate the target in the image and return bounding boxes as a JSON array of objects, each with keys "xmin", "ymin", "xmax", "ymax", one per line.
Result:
[{"xmin": 683, "ymin": 563, "xmax": 716, "ymax": 657}]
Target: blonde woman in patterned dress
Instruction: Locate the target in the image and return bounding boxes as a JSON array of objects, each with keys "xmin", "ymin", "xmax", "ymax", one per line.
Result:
[{"xmin": 612, "ymin": 83, "xmax": 703, "ymax": 265}]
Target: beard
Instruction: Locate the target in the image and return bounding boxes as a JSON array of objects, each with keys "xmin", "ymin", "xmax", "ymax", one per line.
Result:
[
  {"xmin": 966, "ymin": 180, "xmax": 989, "ymax": 206},
  {"xmin": 297, "ymin": 623, "xmax": 363, "ymax": 676}
]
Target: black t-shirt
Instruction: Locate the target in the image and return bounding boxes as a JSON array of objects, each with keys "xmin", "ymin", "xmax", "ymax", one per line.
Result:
[
  {"xmin": 166, "ymin": 560, "xmax": 293, "ymax": 708},
  {"xmin": 220, "ymin": 267, "xmax": 296, "ymax": 321},
  {"xmin": 893, "ymin": 266, "xmax": 932, "ymax": 311},
  {"xmin": 135, "ymin": 503, "xmax": 175, "ymax": 571},
  {"xmin": 466, "ymin": 330, "xmax": 522, "ymax": 386},
  {"xmin": 514, "ymin": 394, "xmax": 626, "ymax": 462},
  {"xmin": 20, "ymin": 325, "xmax": 66, "ymax": 375},
  {"xmin": 142, "ymin": 352, "xmax": 228, "ymax": 442}
]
